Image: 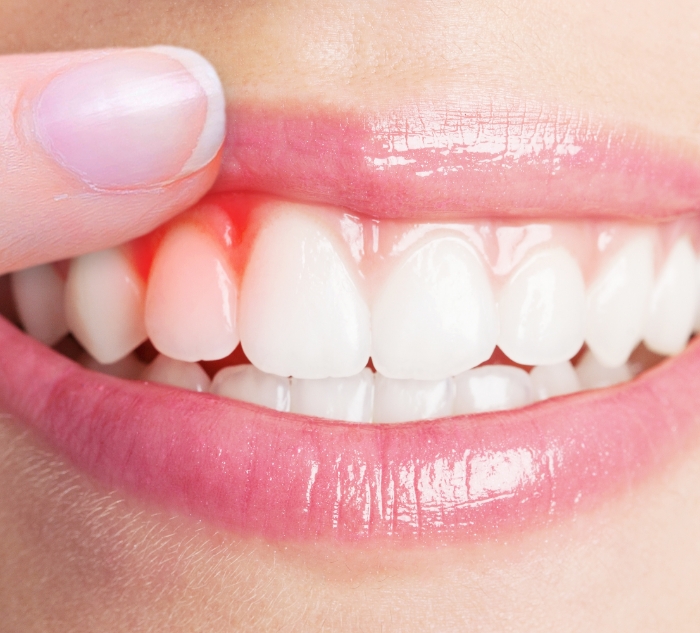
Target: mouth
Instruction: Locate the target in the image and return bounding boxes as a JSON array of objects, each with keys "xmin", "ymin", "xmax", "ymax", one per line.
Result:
[{"xmin": 2, "ymin": 99, "xmax": 700, "ymax": 544}]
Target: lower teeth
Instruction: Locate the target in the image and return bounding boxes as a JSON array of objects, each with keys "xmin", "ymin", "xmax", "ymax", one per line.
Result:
[{"xmin": 70, "ymin": 341, "xmax": 665, "ymax": 424}]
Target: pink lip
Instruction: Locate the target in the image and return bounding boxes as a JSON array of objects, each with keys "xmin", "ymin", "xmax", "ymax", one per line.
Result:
[
  {"xmin": 1, "ymin": 316, "xmax": 698, "ymax": 542},
  {"xmin": 214, "ymin": 102, "xmax": 700, "ymax": 220}
]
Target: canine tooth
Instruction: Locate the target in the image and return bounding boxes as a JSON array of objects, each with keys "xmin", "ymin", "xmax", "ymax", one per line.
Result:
[
  {"xmin": 529, "ymin": 361, "xmax": 581, "ymax": 400},
  {"xmin": 644, "ymin": 236, "xmax": 697, "ymax": 355},
  {"xmin": 11, "ymin": 264, "xmax": 68, "ymax": 346},
  {"xmin": 576, "ymin": 350, "xmax": 632, "ymax": 389},
  {"xmin": 372, "ymin": 234, "xmax": 498, "ymax": 380},
  {"xmin": 210, "ymin": 364, "xmax": 290, "ymax": 411},
  {"xmin": 145, "ymin": 224, "xmax": 239, "ymax": 362},
  {"xmin": 290, "ymin": 368, "xmax": 374, "ymax": 422},
  {"xmin": 585, "ymin": 235, "xmax": 654, "ymax": 367},
  {"xmin": 239, "ymin": 205, "xmax": 371, "ymax": 379},
  {"xmin": 498, "ymin": 247, "xmax": 586, "ymax": 366},
  {"xmin": 65, "ymin": 248, "xmax": 147, "ymax": 364},
  {"xmin": 142, "ymin": 354, "xmax": 211, "ymax": 392},
  {"xmin": 80, "ymin": 353, "xmax": 146, "ymax": 380},
  {"xmin": 453, "ymin": 365, "xmax": 535, "ymax": 414},
  {"xmin": 373, "ymin": 374, "xmax": 455, "ymax": 423}
]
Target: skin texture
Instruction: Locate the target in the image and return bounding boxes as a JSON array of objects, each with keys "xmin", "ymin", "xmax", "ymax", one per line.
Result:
[{"xmin": 0, "ymin": 0, "xmax": 700, "ymax": 630}]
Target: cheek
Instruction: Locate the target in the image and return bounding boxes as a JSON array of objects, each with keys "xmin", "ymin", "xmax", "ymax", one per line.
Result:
[{"xmin": 1, "ymin": 414, "xmax": 700, "ymax": 631}]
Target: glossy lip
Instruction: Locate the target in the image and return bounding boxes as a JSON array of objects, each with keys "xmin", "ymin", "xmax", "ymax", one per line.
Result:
[
  {"xmin": 1, "ymin": 314, "xmax": 698, "ymax": 543},
  {"xmin": 214, "ymin": 102, "xmax": 700, "ymax": 220}
]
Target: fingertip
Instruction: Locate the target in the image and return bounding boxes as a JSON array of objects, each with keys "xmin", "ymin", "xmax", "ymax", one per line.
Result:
[{"xmin": 34, "ymin": 47, "xmax": 226, "ymax": 190}]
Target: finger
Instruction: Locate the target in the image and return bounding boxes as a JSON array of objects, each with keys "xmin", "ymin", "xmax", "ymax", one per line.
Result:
[{"xmin": 0, "ymin": 46, "xmax": 225, "ymax": 273}]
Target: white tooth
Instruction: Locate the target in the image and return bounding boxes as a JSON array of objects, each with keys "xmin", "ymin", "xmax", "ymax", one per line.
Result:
[
  {"xmin": 80, "ymin": 353, "xmax": 146, "ymax": 380},
  {"xmin": 142, "ymin": 354, "xmax": 211, "ymax": 392},
  {"xmin": 453, "ymin": 365, "xmax": 534, "ymax": 414},
  {"xmin": 65, "ymin": 248, "xmax": 147, "ymax": 364},
  {"xmin": 239, "ymin": 206, "xmax": 371, "ymax": 379},
  {"xmin": 145, "ymin": 224, "xmax": 239, "ymax": 362},
  {"xmin": 210, "ymin": 364, "xmax": 290, "ymax": 412},
  {"xmin": 372, "ymin": 234, "xmax": 498, "ymax": 380},
  {"xmin": 575, "ymin": 350, "xmax": 632, "ymax": 390},
  {"xmin": 10, "ymin": 264, "xmax": 68, "ymax": 346},
  {"xmin": 529, "ymin": 361, "xmax": 581, "ymax": 401},
  {"xmin": 373, "ymin": 374, "xmax": 455, "ymax": 423},
  {"xmin": 585, "ymin": 235, "xmax": 654, "ymax": 367},
  {"xmin": 290, "ymin": 368, "xmax": 374, "ymax": 422},
  {"xmin": 498, "ymin": 247, "xmax": 586, "ymax": 366},
  {"xmin": 643, "ymin": 236, "xmax": 697, "ymax": 356}
]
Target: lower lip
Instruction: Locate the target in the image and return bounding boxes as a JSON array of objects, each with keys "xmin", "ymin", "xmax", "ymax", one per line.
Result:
[{"xmin": 1, "ymin": 316, "xmax": 698, "ymax": 543}]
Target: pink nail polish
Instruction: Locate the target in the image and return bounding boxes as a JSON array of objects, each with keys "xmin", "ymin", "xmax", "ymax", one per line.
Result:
[{"xmin": 34, "ymin": 47, "xmax": 225, "ymax": 189}]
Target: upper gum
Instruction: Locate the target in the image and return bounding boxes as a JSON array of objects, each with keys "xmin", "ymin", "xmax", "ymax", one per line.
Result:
[{"xmin": 128, "ymin": 192, "xmax": 700, "ymax": 292}]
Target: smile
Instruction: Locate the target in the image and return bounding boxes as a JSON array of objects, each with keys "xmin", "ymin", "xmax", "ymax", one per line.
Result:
[{"xmin": 2, "ymin": 100, "xmax": 700, "ymax": 543}]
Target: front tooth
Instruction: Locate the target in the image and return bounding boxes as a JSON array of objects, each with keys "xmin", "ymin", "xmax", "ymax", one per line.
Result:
[
  {"xmin": 576, "ymin": 350, "xmax": 632, "ymax": 389},
  {"xmin": 373, "ymin": 374, "xmax": 455, "ymax": 423},
  {"xmin": 290, "ymin": 368, "xmax": 374, "ymax": 422},
  {"xmin": 529, "ymin": 361, "xmax": 581, "ymax": 400},
  {"xmin": 372, "ymin": 234, "xmax": 498, "ymax": 380},
  {"xmin": 239, "ymin": 205, "xmax": 371, "ymax": 379},
  {"xmin": 585, "ymin": 235, "xmax": 654, "ymax": 367},
  {"xmin": 453, "ymin": 365, "xmax": 535, "ymax": 414},
  {"xmin": 210, "ymin": 364, "xmax": 290, "ymax": 412},
  {"xmin": 145, "ymin": 224, "xmax": 239, "ymax": 362},
  {"xmin": 11, "ymin": 264, "xmax": 68, "ymax": 346},
  {"xmin": 65, "ymin": 248, "xmax": 147, "ymax": 364},
  {"xmin": 498, "ymin": 247, "xmax": 586, "ymax": 366},
  {"xmin": 142, "ymin": 354, "xmax": 211, "ymax": 392},
  {"xmin": 644, "ymin": 236, "xmax": 697, "ymax": 355}
]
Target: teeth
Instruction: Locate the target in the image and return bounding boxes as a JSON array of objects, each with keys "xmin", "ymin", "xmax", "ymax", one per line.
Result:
[
  {"xmin": 498, "ymin": 247, "xmax": 586, "ymax": 366},
  {"xmin": 576, "ymin": 350, "xmax": 632, "ymax": 390},
  {"xmin": 145, "ymin": 224, "xmax": 239, "ymax": 362},
  {"xmin": 529, "ymin": 361, "xmax": 581, "ymax": 400},
  {"xmin": 372, "ymin": 234, "xmax": 498, "ymax": 380},
  {"xmin": 32, "ymin": 199, "xmax": 699, "ymax": 424},
  {"xmin": 644, "ymin": 237, "xmax": 698, "ymax": 356},
  {"xmin": 585, "ymin": 235, "xmax": 654, "ymax": 367},
  {"xmin": 210, "ymin": 364, "xmax": 291, "ymax": 412},
  {"xmin": 373, "ymin": 374, "xmax": 455, "ymax": 423},
  {"xmin": 142, "ymin": 354, "xmax": 211, "ymax": 392},
  {"xmin": 239, "ymin": 205, "xmax": 371, "ymax": 379},
  {"xmin": 453, "ymin": 365, "xmax": 535, "ymax": 414},
  {"xmin": 80, "ymin": 353, "xmax": 146, "ymax": 380},
  {"xmin": 290, "ymin": 368, "xmax": 374, "ymax": 422},
  {"xmin": 65, "ymin": 248, "xmax": 147, "ymax": 364},
  {"xmin": 10, "ymin": 264, "xmax": 68, "ymax": 346}
]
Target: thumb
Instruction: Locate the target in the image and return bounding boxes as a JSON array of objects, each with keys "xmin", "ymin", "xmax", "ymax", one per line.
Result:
[{"xmin": 0, "ymin": 46, "xmax": 225, "ymax": 273}]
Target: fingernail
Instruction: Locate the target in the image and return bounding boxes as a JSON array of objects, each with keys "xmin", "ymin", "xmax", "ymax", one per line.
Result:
[{"xmin": 34, "ymin": 47, "xmax": 225, "ymax": 189}]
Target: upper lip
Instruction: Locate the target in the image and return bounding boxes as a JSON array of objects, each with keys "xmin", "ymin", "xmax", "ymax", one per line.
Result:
[{"xmin": 213, "ymin": 101, "xmax": 700, "ymax": 221}]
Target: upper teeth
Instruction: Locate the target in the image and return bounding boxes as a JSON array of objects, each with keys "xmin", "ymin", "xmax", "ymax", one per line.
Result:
[{"xmin": 10, "ymin": 196, "xmax": 700, "ymax": 422}]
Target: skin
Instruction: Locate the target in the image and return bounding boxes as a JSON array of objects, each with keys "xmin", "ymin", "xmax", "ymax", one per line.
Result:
[{"xmin": 1, "ymin": 0, "xmax": 700, "ymax": 630}]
